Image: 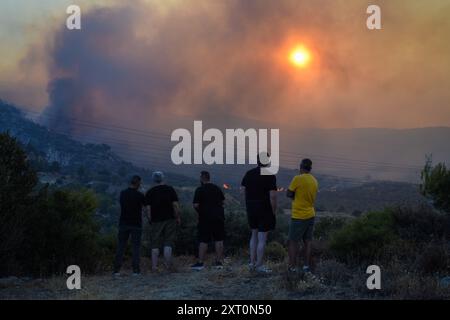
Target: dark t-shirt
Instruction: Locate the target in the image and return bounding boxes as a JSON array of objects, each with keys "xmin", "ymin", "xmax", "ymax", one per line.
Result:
[
  {"xmin": 119, "ymin": 188, "xmax": 145, "ymax": 227},
  {"xmin": 193, "ymin": 183, "xmax": 225, "ymax": 222},
  {"xmin": 241, "ymin": 167, "xmax": 277, "ymax": 211},
  {"xmin": 145, "ymin": 185, "xmax": 178, "ymax": 223}
]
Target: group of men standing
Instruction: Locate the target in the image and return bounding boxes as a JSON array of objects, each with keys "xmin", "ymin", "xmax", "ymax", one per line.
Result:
[{"xmin": 113, "ymin": 157, "xmax": 318, "ymax": 276}]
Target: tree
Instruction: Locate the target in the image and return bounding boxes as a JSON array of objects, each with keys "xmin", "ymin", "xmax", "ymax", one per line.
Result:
[
  {"xmin": 0, "ymin": 132, "xmax": 104, "ymax": 276},
  {"xmin": 0, "ymin": 132, "xmax": 38, "ymax": 274},
  {"xmin": 420, "ymin": 155, "xmax": 450, "ymax": 213},
  {"xmin": 19, "ymin": 188, "xmax": 102, "ymax": 276}
]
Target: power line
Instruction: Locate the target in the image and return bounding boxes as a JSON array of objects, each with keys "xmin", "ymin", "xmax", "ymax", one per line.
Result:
[{"xmin": 17, "ymin": 108, "xmax": 423, "ymax": 180}]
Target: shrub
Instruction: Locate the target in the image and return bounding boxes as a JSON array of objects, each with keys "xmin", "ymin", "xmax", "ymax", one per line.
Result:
[
  {"xmin": 314, "ymin": 216, "xmax": 349, "ymax": 240},
  {"xmin": 420, "ymin": 158, "xmax": 450, "ymax": 212},
  {"xmin": 265, "ymin": 241, "xmax": 287, "ymax": 262},
  {"xmin": 315, "ymin": 259, "xmax": 352, "ymax": 286},
  {"xmin": 414, "ymin": 241, "xmax": 449, "ymax": 274},
  {"xmin": 329, "ymin": 210, "xmax": 397, "ymax": 263},
  {"xmin": 174, "ymin": 206, "xmax": 198, "ymax": 255},
  {"xmin": 392, "ymin": 206, "xmax": 450, "ymax": 243},
  {"xmin": 0, "ymin": 132, "xmax": 38, "ymax": 275},
  {"xmin": 224, "ymin": 210, "xmax": 252, "ymax": 254},
  {"xmin": 17, "ymin": 188, "xmax": 103, "ymax": 276}
]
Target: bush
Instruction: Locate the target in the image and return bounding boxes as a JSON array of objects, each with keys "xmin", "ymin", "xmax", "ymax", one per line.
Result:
[
  {"xmin": 314, "ymin": 216, "xmax": 349, "ymax": 240},
  {"xmin": 414, "ymin": 241, "xmax": 449, "ymax": 274},
  {"xmin": 0, "ymin": 132, "xmax": 38, "ymax": 275},
  {"xmin": 224, "ymin": 210, "xmax": 252, "ymax": 254},
  {"xmin": 17, "ymin": 188, "xmax": 103, "ymax": 276},
  {"xmin": 174, "ymin": 206, "xmax": 198, "ymax": 255},
  {"xmin": 315, "ymin": 259, "xmax": 352, "ymax": 286},
  {"xmin": 329, "ymin": 210, "xmax": 397, "ymax": 263},
  {"xmin": 392, "ymin": 206, "xmax": 450, "ymax": 243},
  {"xmin": 265, "ymin": 241, "xmax": 287, "ymax": 262},
  {"xmin": 420, "ymin": 159, "xmax": 450, "ymax": 212}
]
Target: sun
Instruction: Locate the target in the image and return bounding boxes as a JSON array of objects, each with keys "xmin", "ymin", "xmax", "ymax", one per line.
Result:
[{"xmin": 289, "ymin": 46, "xmax": 311, "ymax": 68}]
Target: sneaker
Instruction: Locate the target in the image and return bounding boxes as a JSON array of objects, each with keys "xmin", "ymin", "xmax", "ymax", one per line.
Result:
[
  {"xmin": 248, "ymin": 263, "xmax": 256, "ymax": 271},
  {"xmin": 288, "ymin": 267, "xmax": 297, "ymax": 273},
  {"xmin": 302, "ymin": 265, "xmax": 311, "ymax": 273},
  {"xmin": 191, "ymin": 262, "xmax": 205, "ymax": 271},
  {"xmin": 255, "ymin": 265, "xmax": 272, "ymax": 274},
  {"xmin": 213, "ymin": 261, "xmax": 224, "ymax": 270}
]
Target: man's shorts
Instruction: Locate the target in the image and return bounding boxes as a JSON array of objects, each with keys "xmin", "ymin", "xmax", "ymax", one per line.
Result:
[
  {"xmin": 288, "ymin": 217, "xmax": 315, "ymax": 242},
  {"xmin": 150, "ymin": 219, "xmax": 177, "ymax": 249},
  {"xmin": 198, "ymin": 218, "xmax": 225, "ymax": 243},
  {"xmin": 246, "ymin": 201, "xmax": 275, "ymax": 232}
]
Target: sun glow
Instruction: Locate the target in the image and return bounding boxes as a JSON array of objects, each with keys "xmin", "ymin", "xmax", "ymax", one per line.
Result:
[{"xmin": 289, "ymin": 45, "xmax": 311, "ymax": 68}]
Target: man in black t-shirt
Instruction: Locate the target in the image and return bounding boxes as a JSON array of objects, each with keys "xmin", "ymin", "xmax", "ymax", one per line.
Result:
[
  {"xmin": 241, "ymin": 153, "xmax": 278, "ymax": 273},
  {"xmin": 113, "ymin": 175, "xmax": 145, "ymax": 276},
  {"xmin": 191, "ymin": 171, "xmax": 226, "ymax": 271},
  {"xmin": 145, "ymin": 171, "xmax": 180, "ymax": 272}
]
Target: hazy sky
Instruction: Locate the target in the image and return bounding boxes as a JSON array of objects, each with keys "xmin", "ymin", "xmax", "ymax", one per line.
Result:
[{"xmin": 1, "ymin": 0, "xmax": 449, "ymax": 129}]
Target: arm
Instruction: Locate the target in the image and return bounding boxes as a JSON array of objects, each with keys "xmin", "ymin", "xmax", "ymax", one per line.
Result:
[
  {"xmin": 286, "ymin": 190, "xmax": 295, "ymax": 199},
  {"xmin": 287, "ymin": 176, "xmax": 298, "ymax": 200},
  {"xmin": 173, "ymin": 201, "xmax": 181, "ymax": 224},
  {"xmin": 270, "ymin": 190, "xmax": 278, "ymax": 215},
  {"xmin": 145, "ymin": 205, "xmax": 151, "ymax": 223},
  {"xmin": 193, "ymin": 203, "xmax": 200, "ymax": 213},
  {"xmin": 193, "ymin": 188, "xmax": 201, "ymax": 214}
]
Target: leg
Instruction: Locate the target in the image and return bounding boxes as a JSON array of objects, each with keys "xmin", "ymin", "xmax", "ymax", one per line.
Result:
[
  {"xmin": 303, "ymin": 240, "xmax": 312, "ymax": 268},
  {"xmin": 163, "ymin": 246, "xmax": 172, "ymax": 267},
  {"xmin": 288, "ymin": 240, "xmax": 299, "ymax": 268},
  {"xmin": 256, "ymin": 231, "xmax": 268, "ymax": 267},
  {"xmin": 215, "ymin": 241, "xmax": 224, "ymax": 262},
  {"xmin": 113, "ymin": 226, "xmax": 130, "ymax": 273},
  {"xmin": 130, "ymin": 227, "xmax": 142, "ymax": 273},
  {"xmin": 198, "ymin": 242, "xmax": 208, "ymax": 263},
  {"xmin": 163, "ymin": 219, "xmax": 176, "ymax": 268},
  {"xmin": 287, "ymin": 219, "xmax": 301, "ymax": 269},
  {"xmin": 249, "ymin": 229, "xmax": 258, "ymax": 265},
  {"xmin": 302, "ymin": 218, "xmax": 315, "ymax": 269},
  {"xmin": 151, "ymin": 248, "xmax": 160, "ymax": 271}
]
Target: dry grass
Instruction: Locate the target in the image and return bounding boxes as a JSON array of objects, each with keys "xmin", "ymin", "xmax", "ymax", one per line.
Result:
[{"xmin": 1, "ymin": 255, "xmax": 449, "ymax": 300}]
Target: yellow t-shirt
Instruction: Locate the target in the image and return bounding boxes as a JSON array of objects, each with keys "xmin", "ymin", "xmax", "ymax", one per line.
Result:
[{"xmin": 288, "ymin": 173, "xmax": 318, "ymax": 220}]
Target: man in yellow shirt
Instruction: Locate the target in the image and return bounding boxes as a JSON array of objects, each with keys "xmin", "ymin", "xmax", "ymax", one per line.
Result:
[{"xmin": 286, "ymin": 158, "xmax": 318, "ymax": 273}]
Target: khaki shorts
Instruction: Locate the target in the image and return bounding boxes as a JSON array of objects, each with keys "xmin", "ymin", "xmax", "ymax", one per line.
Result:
[
  {"xmin": 150, "ymin": 219, "xmax": 177, "ymax": 249},
  {"xmin": 288, "ymin": 217, "xmax": 315, "ymax": 242}
]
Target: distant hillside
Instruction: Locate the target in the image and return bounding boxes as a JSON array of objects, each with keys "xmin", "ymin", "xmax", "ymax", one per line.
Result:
[
  {"xmin": 0, "ymin": 100, "xmax": 429, "ymax": 225},
  {"xmin": 0, "ymin": 100, "xmax": 196, "ymax": 188}
]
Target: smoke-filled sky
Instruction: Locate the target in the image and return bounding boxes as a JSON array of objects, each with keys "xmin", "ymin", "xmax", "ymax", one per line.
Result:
[{"xmin": 1, "ymin": 0, "xmax": 450, "ymax": 130}]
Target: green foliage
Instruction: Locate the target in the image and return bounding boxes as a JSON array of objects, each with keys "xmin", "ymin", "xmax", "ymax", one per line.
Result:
[
  {"xmin": 173, "ymin": 207, "xmax": 251, "ymax": 255},
  {"xmin": 392, "ymin": 206, "xmax": 450, "ymax": 243},
  {"xmin": 18, "ymin": 188, "xmax": 103, "ymax": 276},
  {"xmin": 329, "ymin": 210, "xmax": 397, "ymax": 263},
  {"xmin": 174, "ymin": 206, "xmax": 198, "ymax": 255},
  {"xmin": 421, "ymin": 157, "xmax": 450, "ymax": 212},
  {"xmin": 314, "ymin": 216, "xmax": 349, "ymax": 240},
  {"xmin": 171, "ymin": 208, "xmax": 290, "ymax": 256},
  {"xmin": 265, "ymin": 241, "xmax": 287, "ymax": 262},
  {"xmin": 0, "ymin": 132, "xmax": 106, "ymax": 276},
  {"xmin": 0, "ymin": 132, "xmax": 38, "ymax": 275}
]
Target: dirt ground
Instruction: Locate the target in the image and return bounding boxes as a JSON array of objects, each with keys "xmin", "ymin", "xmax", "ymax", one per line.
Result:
[{"xmin": 0, "ymin": 256, "xmax": 358, "ymax": 300}]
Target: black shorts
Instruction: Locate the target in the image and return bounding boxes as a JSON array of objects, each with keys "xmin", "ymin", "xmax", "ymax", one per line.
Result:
[
  {"xmin": 198, "ymin": 219, "xmax": 225, "ymax": 243},
  {"xmin": 246, "ymin": 202, "xmax": 275, "ymax": 232}
]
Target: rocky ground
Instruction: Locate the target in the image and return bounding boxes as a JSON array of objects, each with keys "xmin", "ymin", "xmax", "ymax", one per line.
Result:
[
  {"xmin": 1, "ymin": 256, "xmax": 449, "ymax": 300},
  {"xmin": 0, "ymin": 256, "xmax": 356, "ymax": 300}
]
